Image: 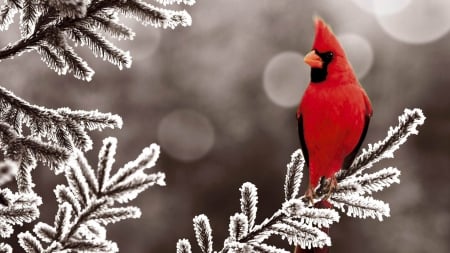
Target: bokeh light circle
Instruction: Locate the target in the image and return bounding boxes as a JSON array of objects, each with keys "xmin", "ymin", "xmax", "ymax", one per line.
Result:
[
  {"xmin": 263, "ymin": 52, "xmax": 309, "ymax": 107},
  {"xmin": 157, "ymin": 109, "xmax": 215, "ymax": 162},
  {"xmin": 129, "ymin": 28, "xmax": 161, "ymax": 62},
  {"xmin": 338, "ymin": 34, "xmax": 374, "ymax": 79},
  {"xmin": 375, "ymin": 0, "xmax": 450, "ymax": 44},
  {"xmin": 351, "ymin": 0, "xmax": 411, "ymax": 15}
]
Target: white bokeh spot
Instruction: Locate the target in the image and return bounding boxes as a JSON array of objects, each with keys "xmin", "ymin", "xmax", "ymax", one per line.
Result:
[
  {"xmin": 338, "ymin": 34, "xmax": 374, "ymax": 79},
  {"xmin": 351, "ymin": 0, "xmax": 411, "ymax": 15},
  {"xmin": 129, "ymin": 28, "xmax": 161, "ymax": 62},
  {"xmin": 375, "ymin": 0, "xmax": 450, "ymax": 44},
  {"xmin": 263, "ymin": 52, "xmax": 309, "ymax": 108},
  {"xmin": 157, "ymin": 109, "xmax": 215, "ymax": 162}
]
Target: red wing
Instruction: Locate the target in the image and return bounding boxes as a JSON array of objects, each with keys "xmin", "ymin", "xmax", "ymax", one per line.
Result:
[
  {"xmin": 342, "ymin": 115, "xmax": 370, "ymax": 170},
  {"xmin": 297, "ymin": 115, "xmax": 309, "ymax": 167}
]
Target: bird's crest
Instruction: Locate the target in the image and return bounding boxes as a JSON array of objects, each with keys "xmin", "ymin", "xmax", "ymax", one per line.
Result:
[{"xmin": 312, "ymin": 17, "xmax": 346, "ymax": 57}]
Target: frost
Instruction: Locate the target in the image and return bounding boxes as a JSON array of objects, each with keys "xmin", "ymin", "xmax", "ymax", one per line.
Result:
[
  {"xmin": 0, "ymin": 0, "xmax": 182, "ymax": 249},
  {"xmin": 330, "ymin": 194, "xmax": 390, "ymax": 221},
  {"xmin": 239, "ymin": 182, "xmax": 258, "ymax": 230},
  {"xmin": 284, "ymin": 149, "xmax": 304, "ymax": 201},
  {"xmin": 282, "ymin": 199, "xmax": 339, "ymax": 228},
  {"xmin": 340, "ymin": 108, "xmax": 426, "ymax": 178},
  {"xmin": 177, "ymin": 108, "xmax": 425, "ymax": 252},
  {"xmin": 0, "ymin": 0, "xmax": 195, "ymax": 80},
  {"xmin": 177, "ymin": 239, "xmax": 192, "ymax": 253},
  {"xmin": 15, "ymin": 139, "xmax": 165, "ymax": 252},
  {"xmin": 229, "ymin": 213, "xmax": 249, "ymax": 241},
  {"xmin": 193, "ymin": 214, "xmax": 213, "ymax": 253}
]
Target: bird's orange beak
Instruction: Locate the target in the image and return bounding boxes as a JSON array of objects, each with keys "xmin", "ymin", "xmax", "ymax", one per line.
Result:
[{"xmin": 304, "ymin": 50, "xmax": 323, "ymax": 68}]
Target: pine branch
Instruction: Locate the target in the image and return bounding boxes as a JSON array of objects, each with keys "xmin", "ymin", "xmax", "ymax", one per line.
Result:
[
  {"xmin": 193, "ymin": 214, "xmax": 213, "ymax": 253},
  {"xmin": 52, "ymin": 42, "xmax": 95, "ymax": 81},
  {"xmin": 285, "ymin": 149, "xmax": 304, "ymax": 201},
  {"xmin": 229, "ymin": 213, "xmax": 248, "ymax": 241},
  {"xmin": 252, "ymin": 243, "xmax": 290, "ymax": 253},
  {"xmin": 0, "ymin": 5, "xmax": 17, "ymax": 31},
  {"xmin": 16, "ymin": 152, "xmax": 36, "ymax": 193},
  {"xmin": 37, "ymin": 43, "xmax": 67, "ymax": 75},
  {"xmin": 20, "ymin": 0, "xmax": 39, "ymax": 37},
  {"xmin": 0, "ymin": 189, "xmax": 41, "ymax": 238},
  {"xmin": 177, "ymin": 108, "xmax": 426, "ymax": 252},
  {"xmin": 67, "ymin": 24, "xmax": 132, "ymax": 69},
  {"xmin": 337, "ymin": 167, "xmax": 401, "ymax": 195},
  {"xmin": 97, "ymin": 137, "xmax": 117, "ymax": 193},
  {"xmin": 18, "ymin": 137, "xmax": 165, "ymax": 252},
  {"xmin": 338, "ymin": 108, "xmax": 425, "ymax": 179},
  {"xmin": 330, "ymin": 195, "xmax": 389, "ymax": 221},
  {"xmin": 0, "ymin": 0, "xmax": 195, "ymax": 80},
  {"xmin": 0, "ymin": 122, "xmax": 70, "ymax": 191},
  {"xmin": 0, "ymin": 86, "xmax": 122, "ymax": 152},
  {"xmin": 154, "ymin": 0, "xmax": 196, "ymax": 6},
  {"xmin": 0, "ymin": 242, "xmax": 12, "ymax": 253},
  {"xmin": 239, "ymin": 182, "xmax": 257, "ymax": 231},
  {"xmin": 176, "ymin": 239, "xmax": 192, "ymax": 253},
  {"xmin": 87, "ymin": 14, "xmax": 135, "ymax": 40}
]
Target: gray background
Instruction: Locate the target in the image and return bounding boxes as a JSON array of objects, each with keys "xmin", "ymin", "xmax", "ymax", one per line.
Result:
[{"xmin": 1, "ymin": 0, "xmax": 449, "ymax": 252}]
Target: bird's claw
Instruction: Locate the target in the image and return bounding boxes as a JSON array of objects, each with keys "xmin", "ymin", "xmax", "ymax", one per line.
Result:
[
  {"xmin": 323, "ymin": 175, "xmax": 338, "ymax": 200},
  {"xmin": 304, "ymin": 185, "xmax": 316, "ymax": 205}
]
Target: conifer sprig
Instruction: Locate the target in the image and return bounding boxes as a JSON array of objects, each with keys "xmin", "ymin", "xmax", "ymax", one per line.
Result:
[
  {"xmin": 17, "ymin": 137, "xmax": 165, "ymax": 253},
  {"xmin": 176, "ymin": 108, "xmax": 425, "ymax": 252},
  {"xmin": 0, "ymin": 189, "xmax": 42, "ymax": 241},
  {"xmin": 0, "ymin": 0, "xmax": 195, "ymax": 81},
  {"xmin": 0, "ymin": 86, "xmax": 122, "ymax": 152},
  {"xmin": 0, "ymin": 86, "xmax": 122, "ymax": 194}
]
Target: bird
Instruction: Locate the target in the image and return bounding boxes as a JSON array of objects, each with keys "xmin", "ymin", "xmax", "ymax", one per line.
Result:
[{"xmin": 297, "ymin": 17, "xmax": 373, "ymax": 202}]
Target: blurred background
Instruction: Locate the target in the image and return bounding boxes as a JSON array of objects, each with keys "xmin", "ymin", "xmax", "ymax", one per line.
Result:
[{"xmin": 1, "ymin": 0, "xmax": 449, "ymax": 252}]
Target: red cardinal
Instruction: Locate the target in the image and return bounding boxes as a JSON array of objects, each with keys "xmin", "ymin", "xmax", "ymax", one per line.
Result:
[{"xmin": 297, "ymin": 17, "xmax": 373, "ymax": 201}]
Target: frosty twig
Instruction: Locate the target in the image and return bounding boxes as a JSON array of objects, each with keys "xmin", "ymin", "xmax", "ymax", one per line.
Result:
[
  {"xmin": 17, "ymin": 137, "xmax": 165, "ymax": 253},
  {"xmin": 177, "ymin": 108, "xmax": 425, "ymax": 252},
  {"xmin": 0, "ymin": 0, "xmax": 195, "ymax": 80}
]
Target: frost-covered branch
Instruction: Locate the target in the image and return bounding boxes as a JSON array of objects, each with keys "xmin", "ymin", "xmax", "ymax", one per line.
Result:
[
  {"xmin": 177, "ymin": 108, "xmax": 425, "ymax": 252},
  {"xmin": 0, "ymin": 0, "xmax": 195, "ymax": 81},
  {"xmin": 18, "ymin": 137, "xmax": 165, "ymax": 253},
  {"xmin": 0, "ymin": 86, "xmax": 122, "ymax": 195},
  {"xmin": 0, "ymin": 86, "xmax": 122, "ymax": 152},
  {"xmin": 0, "ymin": 189, "xmax": 42, "ymax": 239},
  {"xmin": 338, "ymin": 108, "xmax": 425, "ymax": 179}
]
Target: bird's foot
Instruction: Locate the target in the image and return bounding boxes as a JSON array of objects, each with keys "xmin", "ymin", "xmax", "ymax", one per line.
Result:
[
  {"xmin": 304, "ymin": 185, "xmax": 316, "ymax": 205},
  {"xmin": 323, "ymin": 175, "xmax": 338, "ymax": 200}
]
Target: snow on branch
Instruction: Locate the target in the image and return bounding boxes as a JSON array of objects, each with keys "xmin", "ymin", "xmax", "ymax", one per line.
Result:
[
  {"xmin": 339, "ymin": 108, "xmax": 425, "ymax": 179},
  {"xmin": 284, "ymin": 149, "xmax": 304, "ymax": 201},
  {"xmin": 0, "ymin": 243, "xmax": 12, "ymax": 253},
  {"xmin": 0, "ymin": 5, "xmax": 17, "ymax": 31},
  {"xmin": 0, "ymin": 86, "xmax": 122, "ymax": 152},
  {"xmin": 0, "ymin": 0, "xmax": 196, "ymax": 80},
  {"xmin": 0, "ymin": 189, "xmax": 42, "ymax": 239},
  {"xmin": 337, "ymin": 167, "xmax": 401, "ymax": 195},
  {"xmin": 240, "ymin": 182, "xmax": 258, "ymax": 230},
  {"xmin": 176, "ymin": 108, "xmax": 425, "ymax": 252},
  {"xmin": 0, "ymin": 86, "xmax": 122, "ymax": 196},
  {"xmin": 193, "ymin": 214, "xmax": 213, "ymax": 253},
  {"xmin": 177, "ymin": 239, "xmax": 192, "ymax": 253},
  {"xmin": 17, "ymin": 137, "xmax": 165, "ymax": 252},
  {"xmin": 330, "ymin": 194, "xmax": 389, "ymax": 221},
  {"xmin": 155, "ymin": 0, "xmax": 195, "ymax": 6}
]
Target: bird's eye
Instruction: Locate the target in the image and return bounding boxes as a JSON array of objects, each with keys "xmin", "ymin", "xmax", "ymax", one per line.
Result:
[{"xmin": 323, "ymin": 52, "xmax": 333, "ymax": 62}]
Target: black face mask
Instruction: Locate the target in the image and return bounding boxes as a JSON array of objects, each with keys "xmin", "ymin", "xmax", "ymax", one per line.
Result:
[{"xmin": 311, "ymin": 51, "xmax": 333, "ymax": 83}]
